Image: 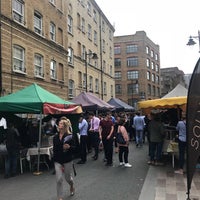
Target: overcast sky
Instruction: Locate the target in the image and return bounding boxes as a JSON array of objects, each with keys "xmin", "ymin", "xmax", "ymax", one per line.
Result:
[{"xmin": 95, "ymin": 0, "xmax": 200, "ymax": 74}]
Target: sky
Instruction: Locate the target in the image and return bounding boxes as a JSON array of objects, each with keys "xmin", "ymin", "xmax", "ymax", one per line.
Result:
[{"xmin": 95, "ymin": 0, "xmax": 200, "ymax": 74}]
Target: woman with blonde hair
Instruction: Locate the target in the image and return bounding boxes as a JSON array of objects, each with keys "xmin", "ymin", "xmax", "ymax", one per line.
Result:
[{"xmin": 53, "ymin": 118, "xmax": 75, "ymax": 200}]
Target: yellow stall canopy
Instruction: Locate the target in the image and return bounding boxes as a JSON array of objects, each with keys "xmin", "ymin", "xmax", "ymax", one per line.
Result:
[{"xmin": 138, "ymin": 96, "xmax": 187, "ymax": 114}]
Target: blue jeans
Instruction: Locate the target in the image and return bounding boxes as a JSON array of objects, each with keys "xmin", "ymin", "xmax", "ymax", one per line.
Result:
[
  {"xmin": 136, "ymin": 130, "xmax": 143, "ymax": 145},
  {"xmin": 5, "ymin": 151, "xmax": 17, "ymax": 175},
  {"xmin": 149, "ymin": 142, "xmax": 163, "ymax": 161}
]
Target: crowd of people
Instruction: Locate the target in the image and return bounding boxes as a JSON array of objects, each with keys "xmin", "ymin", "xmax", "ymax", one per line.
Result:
[{"xmin": 0, "ymin": 109, "xmax": 187, "ymax": 200}]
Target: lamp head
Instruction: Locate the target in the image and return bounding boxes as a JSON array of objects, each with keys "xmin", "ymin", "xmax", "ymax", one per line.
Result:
[
  {"xmin": 187, "ymin": 36, "xmax": 196, "ymax": 46},
  {"xmin": 91, "ymin": 53, "xmax": 98, "ymax": 59}
]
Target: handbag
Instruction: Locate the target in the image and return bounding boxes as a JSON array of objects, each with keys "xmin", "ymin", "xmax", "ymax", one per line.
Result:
[{"xmin": 116, "ymin": 126, "xmax": 126, "ymax": 144}]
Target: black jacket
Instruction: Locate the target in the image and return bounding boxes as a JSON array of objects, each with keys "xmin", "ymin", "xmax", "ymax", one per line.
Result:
[{"xmin": 53, "ymin": 133, "xmax": 76, "ymax": 164}]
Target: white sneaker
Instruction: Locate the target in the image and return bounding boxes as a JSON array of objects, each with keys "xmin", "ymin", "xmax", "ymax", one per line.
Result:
[
  {"xmin": 124, "ymin": 163, "xmax": 132, "ymax": 168},
  {"xmin": 119, "ymin": 162, "xmax": 124, "ymax": 166}
]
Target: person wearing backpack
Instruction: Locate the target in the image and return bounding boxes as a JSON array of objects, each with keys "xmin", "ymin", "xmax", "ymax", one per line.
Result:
[{"xmin": 117, "ymin": 117, "xmax": 132, "ymax": 168}]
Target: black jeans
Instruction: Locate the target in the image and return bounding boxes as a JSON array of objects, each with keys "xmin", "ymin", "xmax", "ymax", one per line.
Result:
[
  {"xmin": 102, "ymin": 138, "xmax": 113, "ymax": 164},
  {"xmin": 178, "ymin": 140, "xmax": 186, "ymax": 169},
  {"xmin": 80, "ymin": 135, "xmax": 88, "ymax": 162},
  {"xmin": 91, "ymin": 132, "xmax": 100, "ymax": 158},
  {"xmin": 119, "ymin": 146, "xmax": 129, "ymax": 163}
]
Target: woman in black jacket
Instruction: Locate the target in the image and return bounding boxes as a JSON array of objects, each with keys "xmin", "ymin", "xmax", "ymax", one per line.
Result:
[{"xmin": 53, "ymin": 118, "xmax": 75, "ymax": 200}]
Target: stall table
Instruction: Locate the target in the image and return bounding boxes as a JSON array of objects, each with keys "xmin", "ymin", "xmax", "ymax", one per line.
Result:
[{"xmin": 26, "ymin": 146, "xmax": 53, "ymax": 171}]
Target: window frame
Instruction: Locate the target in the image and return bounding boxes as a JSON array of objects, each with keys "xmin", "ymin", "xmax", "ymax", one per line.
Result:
[
  {"xmin": 34, "ymin": 53, "xmax": 44, "ymax": 78},
  {"xmin": 12, "ymin": 0, "xmax": 24, "ymax": 24},
  {"xmin": 13, "ymin": 45, "xmax": 26, "ymax": 73}
]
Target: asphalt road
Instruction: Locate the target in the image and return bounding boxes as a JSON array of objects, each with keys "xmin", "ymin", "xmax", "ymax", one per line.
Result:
[{"xmin": 0, "ymin": 142, "xmax": 150, "ymax": 200}]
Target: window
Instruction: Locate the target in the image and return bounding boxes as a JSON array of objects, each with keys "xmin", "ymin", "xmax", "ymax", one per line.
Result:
[
  {"xmin": 93, "ymin": 9, "xmax": 97, "ymax": 22},
  {"xmin": 50, "ymin": 22, "xmax": 56, "ymax": 41},
  {"xmin": 148, "ymin": 84, "xmax": 151, "ymax": 96},
  {"xmin": 103, "ymin": 60, "xmax": 106, "ymax": 72},
  {"xmin": 103, "ymin": 82, "xmax": 107, "ymax": 95},
  {"xmin": 77, "ymin": 13, "xmax": 81, "ymax": 29},
  {"xmin": 127, "ymin": 57, "xmax": 138, "ymax": 67},
  {"xmin": 151, "ymin": 50, "xmax": 154, "ymax": 58},
  {"xmin": 95, "ymin": 79, "xmax": 99, "ymax": 93},
  {"xmin": 110, "ymin": 65, "xmax": 113, "ymax": 76},
  {"xmin": 111, "ymin": 85, "xmax": 114, "ymax": 97},
  {"xmin": 155, "ymin": 64, "xmax": 159, "ymax": 72},
  {"xmin": 58, "ymin": 63, "xmax": 64, "ymax": 82},
  {"xmin": 147, "ymin": 71, "xmax": 150, "ymax": 80},
  {"xmin": 157, "ymin": 87, "xmax": 160, "ymax": 97},
  {"xmin": 114, "ymin": 46, "xmax": 121, "ymax": 54},
  {"xmin": 109, "ymin": 29, "xmax": 112, "ymax": 40},
  {"xmin": 109, "ymin": 47, "xmax": 112, "ymax": 58},
  {"xmin": 34, "ymin": 11, "xmax": 42, "ymax": 35},
  {"xmin": 102, "ymin": 39, "xmax": 105, "ymax": 52},
  {"xmin": 114, "ymin": 58, "xmax": 121, "ymax": 68},
  {"xmin": 127, "ymin": 83, "xmax": 139, "ymax": 95},
  {"xmin": 115, "ymin": 72, "xmax": 121, "ymax": 80},
  {"xmin": 81, "ymin": 18, "xmax": 85, "ymax": 33},
  {"xmin": 78, "ymin": 71, "xmax": 82, "ymax": 87},
  {"xmin": 68, "ymin": 79, "xmax": 74, "ymax": 98},
  {"xmin": 153, "ymin": 86, "xmax": 156, "ymax": 96},
  {"xmin": 58, "ymin": 28, "xmax": 63, "ymax": 45},
  {"xmin": 94, "ymin": 30, "xmax": 97, "ymax": 45},
  {"xmin": 68, "ymin": 47, "xmax": 74, "ymax": 65},
  {"xmin": 155, "ymin": 53, "xmax": 158, "ymax": 61},
  {"xmin": 77, "ymin": 42, "xmax": 81, "ymax": 57},
  {"xmin": 34, "ymin": 54, "xmax": 44, "ymax": 77},
  {"xmin": 50, "ymin": 60, "xmax": 57, "ymax": 79},
  {"xmin": 115, "ymin": 84, "xmax": 122, "ymax": 94},
  {"xmin": 82, "ymin": 45, "xmax": 86, "ymax": 60},
  {"xmin": 49, "ymin": 0, "xmax": 55, "ymax": 4},
  {"xmin": 83, "ymin": 73, "xmax": 86, "ymax": 88},
  {"xmin": 152, "ymin": 73, "xmax": 155, "ymax": 82},
  {"xmin": 89, "ymin": 76, "xmax": 93, "ymax": 91},
  {"xmin": 127, "ymin": 71, "xmax": 138, "ymax": 79},
  {"xmin": 126, "ymin": 44, "xmax": 138, "ymax": 53},
  {"xmin": 88, "ymin": 24, "xmax": 92, "ymax": 40},
  {"xmin": 68, "ymin": 15, "xmax": 73, "ymax": 34},
  {"xmin": 13, "ymin": 0, "xmax": 24, "ymax": 24},
  {"xmin": 151, "ymin": 61, "xmax": 154, "ymax": 70},
  {"xmin": 146, "ymin": 46, "xmax": 149, "ymax": 54},
  {"xmin": 102, "ymin": 20, "xmax": 105, "ymax": 32},
  {"xmin": 146, "ymin": 58, "xmax": 150, "ymax": 68},
  {"xmin": 156, "ymin": 75, "xmax": 159, "ymax": 84},
  {"xmin": 13, "ymin": 45, "xmax": 25, "ymax": 72},
  {"xmin": 87, "ymin": 1, "xmax": 91, "ymax": 15}
]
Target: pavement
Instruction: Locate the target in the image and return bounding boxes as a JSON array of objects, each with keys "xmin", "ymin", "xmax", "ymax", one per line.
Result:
[
  {"xmin": 1, "ymin": 142, "xmax": 200, "ymax": 200},
  {"xmin": 139, "ymin": 156, "xmax": 200, "ymax": 200}
]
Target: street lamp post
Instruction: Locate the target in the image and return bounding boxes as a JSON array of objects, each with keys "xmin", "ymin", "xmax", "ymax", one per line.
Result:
[
  {"xmin": 85, "ymin": 52, "xmax": 98, "ymax": 92},
  {"xmin": 186, "ymin": 30, "xmax": 200, "ymax": 52}
]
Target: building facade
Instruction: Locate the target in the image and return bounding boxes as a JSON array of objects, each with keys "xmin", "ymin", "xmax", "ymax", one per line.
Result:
[
  {"xmin": 114, "ymin": 31, "xmax": 161, "ymax": 108},
  {"xmin": 0, "ymin": 0, "xmax": 115, "ymax": 101},
  {"xmin": 160, "ymin": 67, "xmax": 186, "ymax": 97},
  {"xmin": 66, "ymin": 0, "xmax": 115, "ymax": 101}
]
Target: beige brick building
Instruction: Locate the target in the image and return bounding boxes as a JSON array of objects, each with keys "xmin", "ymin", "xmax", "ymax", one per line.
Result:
[
  {"xmin": 114, "ymin": 31, "xmax": 161, "ymax": 109},
  {"xmin": 67, "ymin": 0, "xmax": 115, "ymax": 101},
  {"xmin": 0, "ymin": 0, "xmax": 115, "ymax": 101}
]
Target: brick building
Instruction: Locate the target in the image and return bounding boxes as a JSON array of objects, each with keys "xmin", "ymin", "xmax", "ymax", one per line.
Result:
[
  {"xmin": 114, "ymin": 31, "xmax": 161, "ymax": 108},
  {"xmin": 160, "ymin": 67, "xmax": 186, "ymax": 97},
  {"xmin": 0, "ymin": 0, "xmax": 115, "ymax": 101}
]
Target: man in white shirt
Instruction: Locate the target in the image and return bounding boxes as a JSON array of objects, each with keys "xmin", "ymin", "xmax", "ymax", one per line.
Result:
[{"xmin": 0, "ymin": 114, "xmax": 7, "ymax": 143}]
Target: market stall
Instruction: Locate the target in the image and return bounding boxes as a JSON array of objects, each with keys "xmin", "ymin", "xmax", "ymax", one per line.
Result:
[{"xmin": 0, "ymin": 83, "xmax": 82, "ymax": 174}]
